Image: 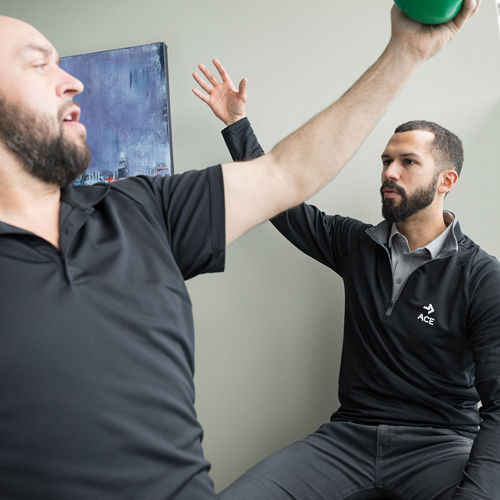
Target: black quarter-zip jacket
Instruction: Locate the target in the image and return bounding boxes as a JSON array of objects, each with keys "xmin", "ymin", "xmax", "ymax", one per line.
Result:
[{"xmin": 222, "ymin": 117, "xmax": 500, "ymax": 499}]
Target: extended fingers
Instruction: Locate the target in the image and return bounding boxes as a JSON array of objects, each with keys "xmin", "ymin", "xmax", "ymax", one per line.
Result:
[
  {"xmin": 213, "ymin": 58, "xmax": 231, "ymax": 83},
  {"xmin": 198, "ymin": 63, "xmax": 219, "ymax": 86},
  {"xmin": 192, "ymin": 71, "xmax": 213, "ymax": 94},
  {"xmin": 192, "ymin": 87, "xmax": 209, "ymax": 104}
]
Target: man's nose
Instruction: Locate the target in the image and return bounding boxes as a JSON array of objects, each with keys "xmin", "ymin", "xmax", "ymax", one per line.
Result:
[
  {"xmin": 55, "ymin": 67, "xmax": 84, "ymax": 98},
  {"xmin": 384, "ymin": 162, "xmax": 401, "ymax": 181}
]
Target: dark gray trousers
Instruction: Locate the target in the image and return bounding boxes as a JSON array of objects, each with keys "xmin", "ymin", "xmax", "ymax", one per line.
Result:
[{"xmin": 218, "ymin": 421, "xmax": 473, "ymax": 500}]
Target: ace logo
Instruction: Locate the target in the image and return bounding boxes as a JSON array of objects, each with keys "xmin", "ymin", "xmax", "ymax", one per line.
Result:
[{"xmin": 417, "ymin": 304, "xmax": 435, "ymax": 326}]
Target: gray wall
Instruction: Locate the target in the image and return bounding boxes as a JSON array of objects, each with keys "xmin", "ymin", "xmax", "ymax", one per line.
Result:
[{"xmin": 3, "ymin": 0, "xmax": 500, "ymax": 491}]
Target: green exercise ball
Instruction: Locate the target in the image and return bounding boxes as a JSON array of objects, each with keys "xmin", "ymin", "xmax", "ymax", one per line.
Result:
[{"xmin": 394, "ymin": 0, "xmax": 464, "ymax": 25}]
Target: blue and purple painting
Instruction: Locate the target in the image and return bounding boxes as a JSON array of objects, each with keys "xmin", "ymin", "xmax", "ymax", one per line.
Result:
[{"xmin": 61, "ymin": 42, "xmax": 173, "ymax": 185}]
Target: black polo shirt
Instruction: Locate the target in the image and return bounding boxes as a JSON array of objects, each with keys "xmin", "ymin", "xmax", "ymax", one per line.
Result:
[{"xmin": 0, "ymin": 166, "xmax": 225, "ymax": 499}]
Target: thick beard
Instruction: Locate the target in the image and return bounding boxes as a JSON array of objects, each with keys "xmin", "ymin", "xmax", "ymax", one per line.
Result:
[
  {"xmin": 0, "ymin": 95, "xmax": 91, "ymax": 187},
  {"xmin": 381, "ymin": 175, "xmax": 438, "ymax": 224}
]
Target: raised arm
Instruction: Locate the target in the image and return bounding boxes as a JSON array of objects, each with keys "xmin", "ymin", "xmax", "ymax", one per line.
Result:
[{"xmin": 194, "ymin": 2, "xmax": 479, "ymax": 246}]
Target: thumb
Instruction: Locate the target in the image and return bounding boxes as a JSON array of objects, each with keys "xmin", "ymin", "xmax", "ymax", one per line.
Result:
[{"xmin": 239, "ymin": 78, "xmax": 248, "ymax": 102}]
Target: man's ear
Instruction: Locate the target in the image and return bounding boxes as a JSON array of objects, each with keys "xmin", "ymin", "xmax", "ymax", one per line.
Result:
[{"xmin": 438, "ymin": 169, "xmax": 459, "ymax": 195}]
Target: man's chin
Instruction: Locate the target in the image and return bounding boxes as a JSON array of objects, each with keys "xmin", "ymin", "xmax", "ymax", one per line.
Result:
[
  {"xmin": 382, "ymin": 204, "xmax": 402, "ymax": 224},
  {"xmin": 62, "ymin": 126, "xmax": 88, "ymax": 146}
]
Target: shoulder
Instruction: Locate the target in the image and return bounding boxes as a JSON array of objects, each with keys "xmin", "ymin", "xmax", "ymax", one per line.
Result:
[
  {"xmin": 274, "ymin": 205, "xmax": 371, "ymax": 242},
  {"xmin": 459, "ymin": 234, "xmax": 500, "ymax": 269},
  {"xmin": 458, "ymin": 234, "xmax": 500, "ymax": 291},
  {"xmin": 97, "ymin": 166, "xmax": 223, "ymax": 207}
]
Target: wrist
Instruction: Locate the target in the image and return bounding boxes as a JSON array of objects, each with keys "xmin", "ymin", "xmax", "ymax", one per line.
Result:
[
  {"xmin": 225, "ymin": 114, "xmax": 247, "ymax": 127},
  {"xmin": 381, "ymin": 39, "xmax": 423, "ymax": 73}
]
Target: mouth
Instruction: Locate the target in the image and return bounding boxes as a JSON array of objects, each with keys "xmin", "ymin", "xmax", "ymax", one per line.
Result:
[
  {"xmin": 380, "ymin": 181, "xmax": 405, "ymax": 200},
  {"xmin": 61, "ymin": 105, "xmax": 86, "ymax": 134},
  {"xmin": 62, "ymin": 105, "xmax": 81, "ymax": 123},
  {"xmin": 382, "ymin": 188, "xmax": 400, "ymax": 198}
]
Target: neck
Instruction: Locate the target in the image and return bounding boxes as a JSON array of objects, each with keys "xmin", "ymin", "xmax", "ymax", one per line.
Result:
[
  {"xmin": 395, "ymin": 204, "xmax": 449, "ymax": 252},
  {"xmin": 0, "ymin": 148, "xmax": 62, "ymax": 248}
]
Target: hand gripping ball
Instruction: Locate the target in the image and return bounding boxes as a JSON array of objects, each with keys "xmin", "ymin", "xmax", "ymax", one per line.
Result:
[{"xmin": 394, "ymin": 0, "xmax": 464, "ymax": 24}]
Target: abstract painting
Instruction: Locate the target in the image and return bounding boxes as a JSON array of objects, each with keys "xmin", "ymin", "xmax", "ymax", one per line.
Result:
[{"xmin": 60, "ymin": 42, "xmax": 173, "ymax": 185}]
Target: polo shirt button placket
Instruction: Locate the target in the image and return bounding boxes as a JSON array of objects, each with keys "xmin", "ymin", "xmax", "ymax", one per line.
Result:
[{"xmin": 63, "ymin": 261, "xmax": 74, "ymax": 283}]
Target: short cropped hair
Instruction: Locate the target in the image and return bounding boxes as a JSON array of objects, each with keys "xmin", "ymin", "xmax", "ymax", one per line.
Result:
[{"xmin": 394, "ymin": 120, "xmax": 464, "ymax": 177}]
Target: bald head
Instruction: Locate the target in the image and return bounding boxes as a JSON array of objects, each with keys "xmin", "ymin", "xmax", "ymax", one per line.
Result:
[
  {"xmin": 0, "ymin": 15, "xmax": 55, "ymax": 51},
  {"xmin": 0, "ymin": 14, "xmax": 40, "ymax": 32},
  {"xmin": 0, "ymin": 13, "xmax": 82, "ymax": 111},
  {"xmin": 0, "ymin": 16, "xmax": 60, "ymax": 80}
]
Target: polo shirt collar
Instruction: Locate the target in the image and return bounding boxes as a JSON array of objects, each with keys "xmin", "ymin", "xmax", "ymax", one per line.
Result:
[
  {"xmin": 367, "ymin": 211, "xmax": 462, "ymax": 258},
  {"xmin": 60, "ymin": 183, "xmax": 110, "ymax": 210},
  {"xmin": 0, "ymin": 183, "xmax": 110, "ymax": 239}
]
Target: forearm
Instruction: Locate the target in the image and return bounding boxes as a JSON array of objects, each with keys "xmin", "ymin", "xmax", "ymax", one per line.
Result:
[
  {"xmin": 456, "ymin": 270, "xmax": 500, "ymax": 498},
  {"xmin": 453, "ymin": 375, "xmax": 500, "ymax": 498},
  {"xmin": 452, "ymin": 418, "xmax": 500, "ymax": 499},
  {"xmin": 265, "ymin": 45, "xmax": 421, "ymax": 211}
]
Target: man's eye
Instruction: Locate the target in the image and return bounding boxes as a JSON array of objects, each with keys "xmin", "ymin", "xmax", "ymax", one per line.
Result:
[
  {"xmin": 33, "ymin": 63, "xmax": 47, "ymax": 72},
  {"xmin": 404, "ymin": 159, "xmax": 415, "ymax": 165}
]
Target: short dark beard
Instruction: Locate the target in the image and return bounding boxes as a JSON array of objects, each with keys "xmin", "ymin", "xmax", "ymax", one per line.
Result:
[
  {"xmin": 381, "ymin": 175, "xmax": 438, "ymax": 224},
  {"xmin": 0, "ymin": 94, "xmax": 91, "ymax": 187}
]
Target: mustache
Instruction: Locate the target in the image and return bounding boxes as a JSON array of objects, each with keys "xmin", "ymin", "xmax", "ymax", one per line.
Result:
[{"xmin": 380, "ymin": 180, "xmax": 406, "ymax": 197}]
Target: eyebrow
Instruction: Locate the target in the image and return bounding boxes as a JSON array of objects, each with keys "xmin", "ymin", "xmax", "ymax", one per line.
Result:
[
  {"xmin": 381, "ymin": 152, "xmax": 422, "ymax": 160},
  {"xmin": 21, "ymin": 43, "xmax": 61, "ymax": 64}
]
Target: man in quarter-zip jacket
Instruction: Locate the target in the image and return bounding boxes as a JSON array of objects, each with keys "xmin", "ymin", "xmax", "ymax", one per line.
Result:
[{"xmin": 193, "ymin": 54, "xmax": 500, "ymax": 500}]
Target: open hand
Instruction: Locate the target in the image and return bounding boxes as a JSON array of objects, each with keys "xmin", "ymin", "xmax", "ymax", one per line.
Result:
[{"xmin": 192, "ymin": 58, "xmax": 247, "ymax": 126}]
